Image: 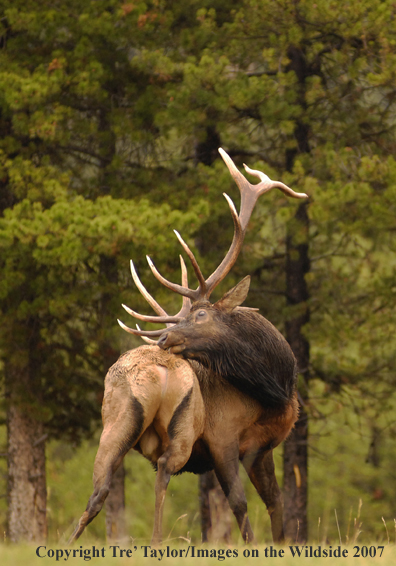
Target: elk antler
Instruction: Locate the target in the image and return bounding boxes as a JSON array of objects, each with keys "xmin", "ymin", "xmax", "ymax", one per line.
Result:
[
  {"xmin": 119, "ymin": 148, "xmax": 308, "ymax": 339},
  {"xmin": 117, "ymin": 256, "xmax": 191, "ymax": 340},
  {"xmin": 144, "ymin": 148, "xmax": 307, "ymax": 300}
]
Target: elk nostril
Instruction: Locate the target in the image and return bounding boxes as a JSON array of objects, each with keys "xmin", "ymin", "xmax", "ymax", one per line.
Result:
[{"xmin": 157, "ymin": 334, "xmax": 168, "ymax": 348}]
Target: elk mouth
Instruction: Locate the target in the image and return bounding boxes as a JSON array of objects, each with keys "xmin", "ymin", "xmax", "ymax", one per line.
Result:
[{"xmin": 157, "ymin": 332, "xmax": 186, "ymax": 355}]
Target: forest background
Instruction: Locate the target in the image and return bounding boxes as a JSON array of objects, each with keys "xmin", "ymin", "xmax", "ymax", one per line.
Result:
[{"xmin": 1, "ymin": 0, "xmax": 396, "ymax": 548}]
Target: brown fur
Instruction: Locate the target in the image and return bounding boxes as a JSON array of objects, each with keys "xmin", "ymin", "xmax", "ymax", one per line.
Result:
[{"xmin": 69, "ymin": 345, "xmax": 297, "ymax": 545}]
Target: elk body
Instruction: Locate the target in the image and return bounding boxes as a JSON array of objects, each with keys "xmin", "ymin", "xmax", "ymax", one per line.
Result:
[{"xmin": 69, "ymin": 149, "xmax": 307, "ymax": 545}]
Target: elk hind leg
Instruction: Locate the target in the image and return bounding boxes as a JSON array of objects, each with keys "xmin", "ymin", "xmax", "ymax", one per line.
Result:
[
  {"xmin": 69, "ymin": 395, "xmax": 144, "ymax": 544},
  {"xmin": 243, "ymin": 449, "xmax": 284, "ymax": 543}
]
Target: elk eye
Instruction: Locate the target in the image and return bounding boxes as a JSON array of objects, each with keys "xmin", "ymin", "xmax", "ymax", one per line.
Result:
[{"xmin": 196, "ymin": 310, "xmax": 207, "ymax": 320}]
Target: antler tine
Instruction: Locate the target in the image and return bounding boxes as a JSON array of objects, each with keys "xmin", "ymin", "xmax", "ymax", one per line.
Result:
[
  {"xmin": 119, "ymin": 256, "xmax": 194, "ymax": 341},
  {"xmin": 173, "ymin": 231, "xmax": 207, "ymax": 297},
  {"xmin": 146, "ymin": 255, "xmax": 199, "ymax": 301},
  {"xmin": 133, "ymin": 257, "xmax": 191, "ymax": 341},
  {"xmin": 136, "ymin": 324, "xmax": 159, "ymax": 345},
  {"xmin": 219, "ymin": 147, "xmax": 308, "ymax": 231},
  {"xmin": 126, "ymin": 260, "xmax": 182, "ymax": 327},
  {"xmin": 218, "ymin": 147, "xmax": 259, "ymax": 232},
  {"xmin": 121, "ymin": 304, "xmax": 182, "ymax": 324},
  {"xmin": 117, "ymin": 319, "xmax": 167, "ymax": 337},
  {"xmin": 129, "ymin": 256, "xmax": 192, "ymax": 324},
  {"xmin": 130, "ymin": 260, "xmax": 168, "ymax": 317},
  {"xmin": 243, "ymin": 164, "xmax": 308, "ymax": 200},
  {"xmin": 176, "ymin": 255, "xmax": 192, "ymax": 317},
  {"xmin": 205, "ymin": 192, "xmax": 243, "ymax": 297}
]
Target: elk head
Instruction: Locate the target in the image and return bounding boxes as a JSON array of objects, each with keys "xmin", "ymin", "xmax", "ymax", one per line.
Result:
[
  {"xmin": 118, "ymin": 148, "xmax": 308, "ymax": 345},
  {"xmin": 156, "ymin": 275, "xmax": 252, "ymax": 356}
]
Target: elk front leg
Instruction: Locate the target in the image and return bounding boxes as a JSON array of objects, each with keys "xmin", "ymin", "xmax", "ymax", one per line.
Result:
[
  {"xmin": 212, "ymin": 445, "xmax": 255, "ymax": 544},
  {"xmin": 151, "ymin": 391, "xmax": 202, "ymax": 546},
  {"xmin": 153, "ymin": 443, "xmax": 198, "ymax": 546},
  {"xmin": 242, "ymin": 449, "xmax": 284, "ymax": 543},
  {"xmin": 151, "ymin": 441, "xmax": 198, "ymax": 545}
]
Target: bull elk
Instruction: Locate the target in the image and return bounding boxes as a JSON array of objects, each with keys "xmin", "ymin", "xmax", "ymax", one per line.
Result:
[{"xmin": 69, "ymin": 149, "xmax": 308, "ymax": 545}]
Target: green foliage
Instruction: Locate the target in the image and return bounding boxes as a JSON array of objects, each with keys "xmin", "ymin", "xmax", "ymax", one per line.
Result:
[{"xmin": 308, "ymin": 381, "xmax": 396, "ymax": 543}]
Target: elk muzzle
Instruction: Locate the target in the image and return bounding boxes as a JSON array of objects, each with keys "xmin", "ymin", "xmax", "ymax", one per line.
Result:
[{"xmin": 157, "ymin": 331, "xmax": 187, "ymax": 355}]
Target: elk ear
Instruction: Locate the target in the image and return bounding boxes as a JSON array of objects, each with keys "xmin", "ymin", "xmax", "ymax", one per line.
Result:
[{"xmin": 214, "ymin": 275, "xmax": 251, "ymax": 312}]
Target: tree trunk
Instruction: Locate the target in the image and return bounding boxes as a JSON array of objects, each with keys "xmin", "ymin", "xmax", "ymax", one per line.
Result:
[
  {"xmin": 282, "ymin": 407, "xmax": 309, "ymax": 542},
  {"xmin": 99, "ymin": 255, "xmax": 127, "ymax": 542},
  {"xmin": 99, "ymin": 251, "xmax": 124, "ymax": 542},
  {"xmin": 281, "ymin": 42, "xmax": 312, "ymax": 543},
  {"xmin": 6, "ymin": 363, "xmax": 47, "ymax": 542},
  {"xmin": 199, "ymin": 471, "xmax": 232, "ymax": 543},
  {"xmin": 283, "ymin": 202, "xmax": 310, "ymax": 543},
  {"xmin": 105, "ymin": 462, "xmax": 127, "ymax": 542}
]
